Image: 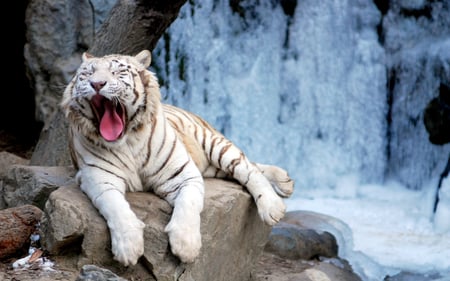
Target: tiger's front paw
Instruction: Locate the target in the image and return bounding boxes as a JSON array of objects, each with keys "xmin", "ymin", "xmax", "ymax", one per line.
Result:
[
  {"xmin": 165, "ymin": 220, "xmax": 202, "ymax": 263},
  {"xmin": 256, "ymin": 191, "xmax": 286, "ymax": 226},
  {"xmin": 110, "ymin": 217, "xmax": 146, "ymax": 266}
]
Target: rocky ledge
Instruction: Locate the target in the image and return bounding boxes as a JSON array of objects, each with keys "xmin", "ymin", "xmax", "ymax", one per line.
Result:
[{"xmin": 0, "ymin": 151, "xmax": 362, "ymax": 281}]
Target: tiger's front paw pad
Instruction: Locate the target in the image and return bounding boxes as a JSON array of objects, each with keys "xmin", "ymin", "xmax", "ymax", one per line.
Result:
[
  {"xmin": 256, "ymin": 193, "xmax": 286, "ymax": 226},
  {"xmin": 165, "ymin": 222, "xmax": 202, "ymax": 263},
  {"xmin": 110, "ymin": 219, "xmax": 146, "ymax": 266}
]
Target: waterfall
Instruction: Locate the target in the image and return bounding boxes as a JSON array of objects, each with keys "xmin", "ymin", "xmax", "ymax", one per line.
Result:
[{"xmin": 151, "ymin": 0, "xmax": 389, "ymax": 197}]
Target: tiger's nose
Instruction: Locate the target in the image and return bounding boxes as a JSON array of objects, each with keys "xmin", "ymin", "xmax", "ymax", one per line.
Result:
[{"xmin": 90, "ymin": 80, "xmax": 106, "ymax": 92}]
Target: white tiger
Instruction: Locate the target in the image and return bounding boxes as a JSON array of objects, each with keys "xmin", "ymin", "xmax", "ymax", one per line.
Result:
[{"xmin": 60, "ymin": 50, "xmax": 294, "ymax": 266}]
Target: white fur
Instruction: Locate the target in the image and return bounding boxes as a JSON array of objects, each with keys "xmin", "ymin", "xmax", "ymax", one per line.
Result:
[{"xmin": 78, "ymin": 167, "xmax": 145, "ymax": 266}]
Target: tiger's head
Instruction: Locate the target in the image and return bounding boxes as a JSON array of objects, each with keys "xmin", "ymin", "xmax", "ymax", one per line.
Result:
[{"xmin": 61, "ymin": 50, "xmax": 160, "ymax": 143}]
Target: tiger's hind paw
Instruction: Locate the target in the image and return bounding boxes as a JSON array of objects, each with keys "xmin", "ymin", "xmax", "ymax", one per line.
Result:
[{"xmin": 256, "ymin": 164, "xmax": 294, "ymax": 198}]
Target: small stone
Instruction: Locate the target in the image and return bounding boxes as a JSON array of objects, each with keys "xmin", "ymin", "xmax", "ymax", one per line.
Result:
[
  {"xmin": 265, "ymin": 225, "xmax": 338, "ymax": 260},
  {"xmin": 76, "ymin": 264, "xmax": 129, "ymax": 281}
]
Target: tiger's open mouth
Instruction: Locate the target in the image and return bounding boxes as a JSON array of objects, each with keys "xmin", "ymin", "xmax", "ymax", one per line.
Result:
[{"xmin": 90, "ymin": 94, "xmax": 126, "ymax": 142}]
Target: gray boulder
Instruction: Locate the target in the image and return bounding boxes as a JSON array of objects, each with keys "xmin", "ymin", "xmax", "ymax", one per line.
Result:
[
  {"xmin": 41, "ymin": 178, "xmax": 271, "ymax": 281},
  {"xmin": 1, "ymin": 164, "xmax": 75, "ymax": 210}
]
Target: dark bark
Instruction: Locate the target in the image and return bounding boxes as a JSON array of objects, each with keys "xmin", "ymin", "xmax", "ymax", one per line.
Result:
[{"xmin": 89, "ymin": 0, "xmax": 187, "ymax": 56}]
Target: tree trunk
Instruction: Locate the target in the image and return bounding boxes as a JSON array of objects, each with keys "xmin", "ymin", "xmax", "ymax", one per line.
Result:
[{"xmin": 89, "ymin": 0, "xmax": 187, "ymax": 56}]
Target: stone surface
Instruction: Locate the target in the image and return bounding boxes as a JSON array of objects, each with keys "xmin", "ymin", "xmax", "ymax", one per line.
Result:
[
  {"xmin": 0, "ymin": 205, "xmax": 42, "ymax": 260},
  {"xmin": 41, "ymin": 178, "xmax": 271, "ymax": 281},
  {"xmin": 29, "ymin": 111, "xmax": 73, "ymax": 167},
  {"xmin": 0, "ymin": 151, "xmax": 29, "ymax": 178},
  {"xmin": 1, "ymin": 164, "xmax": 75, "ymax": 209},
  {"xmin": 251, "ymin": 252, "xmax": 362, "ymax": 281},
  {"xmin": 280, "ymin": 210, "xmax": 355, "ymax": 260},
  {"xmin": 24, "ymin": 0, "xmax": 106, "ymax": 125},
  {"xmin": 423, "ymin": 83, "xmax": 450, "ymax": 145},
  {"xmin": 0, "ymin": 151, "xmax": 31, "ymax": 209},
  {"xmin": 265, "ymin": 224, "xmax": 338, "ymax": 260}
]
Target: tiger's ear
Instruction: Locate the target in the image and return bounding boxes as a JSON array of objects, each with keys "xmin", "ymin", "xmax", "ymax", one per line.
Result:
[
  {"xmin": 135, "ymin": 50, "xmax": 152, "ymax": 68},
  {"xmin": 82, "ymin": 52, "xmax": 95, "ymax": 62}
]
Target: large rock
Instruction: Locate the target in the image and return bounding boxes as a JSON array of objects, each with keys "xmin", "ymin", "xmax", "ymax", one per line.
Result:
[
  {"xmin": 0, "ymin": 151, "xmax": 29, "ymax": 178},
  {"xmin": 252, "ymin": 253, "xmax": 362, "ymax": 281},
  {"xmin": 40, "ymin": 178, "xmax": 271, "ymax": 281},
  {"xmin": 0, "ymin": 164, "xmax": 75, "ymax": 210},
  {"xmin": 251, "ymin": 210, "xmax": 362, "ymax": 281},
  {"xmin": 0, "ymin": 152, "xmax": 31, "ymax": 209},
  {"xmin": 265, "ymin": 224, "xmax": 338, "ymax": 260},
  {"xmin": 0, "ymin": 205, "xmax": 42, "ymax": 260}
]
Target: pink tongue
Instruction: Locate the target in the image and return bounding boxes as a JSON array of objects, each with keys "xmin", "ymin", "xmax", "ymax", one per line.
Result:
[{"xmin": 100, "ymin": 101, "xmax": 124, "ymax": 141}]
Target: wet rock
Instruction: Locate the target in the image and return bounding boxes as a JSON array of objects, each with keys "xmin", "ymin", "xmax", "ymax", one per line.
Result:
[
  {"xmin": 251, "ymin": 252, "xmax": 362, "ymax": 281},
  {"xmin": 251, "ymin": 210, "xmax": 362, "ymax": 281},
  {"xmin": 265, "ymin": 224, "xmax": 338, "ymax": 260},
  {"xmin": 384, "ymin": 270, "xmax": 445, "ymax": 281}
]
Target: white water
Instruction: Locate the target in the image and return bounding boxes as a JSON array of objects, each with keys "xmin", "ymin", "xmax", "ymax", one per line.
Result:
[
  {"xmin": 286, "ymin": 175, "xmax": 450, "ymax": 280},
  {"xmin": 150, "ymin": 0, "xmax": 450, "ymax": 280}
]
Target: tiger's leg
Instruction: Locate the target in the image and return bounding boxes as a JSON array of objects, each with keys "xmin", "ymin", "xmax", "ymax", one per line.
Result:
[
  {"xmin": 154, "ymin": 160, "xmax": 205, "ymax": 263},
  {"xmin": 254, "ymin": 163, "xmax": 294, "ymax": 198},
  {"xmin": 78, "ymin": 167, "xmax": 145, "ymax": 266}
]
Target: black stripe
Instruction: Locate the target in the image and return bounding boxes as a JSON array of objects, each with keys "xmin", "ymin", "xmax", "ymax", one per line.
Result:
[
  {"xmin": 132, "ymin": 83, "xmax": 140, "ymax": 105},
  {"xmin": 150, "ymin": 138, "xmax": 177, "ymax": 177},
  {"xmin": 217, "ymin": 142, "xmax": 233, "ymax": 168},
  {"xmin": 208, "ymin": 137, "xmax": 219, "ymax": 160},
  {"xmin": 143, "ymin": 117, "xmax": 157, "ymax": 167},
  {"xmin": 175, "ymin": 108, "xmax": 197, "ymax": 124},
  {"xmin": 158, "ymin": 176, "xmax": 202, "ymax": 199},
  {"xmin": 82, "ymin": 137, "xmax": 130, "ymax": 170},
  {"xmin": 85, "ymin": 163, "xmax": 127, "ymax": 183},
  {"xmin": 156, "ymin": 120, "xmax": 167, "ymax": 155},
  {"xmin": 166, "ymin": 161, "xmax": 189, "ymax": 182},
  {"xmin": 201, "ymin": 128, "xmax": 206, "ymax": 150},
  {"xmin": 81, "ymin": 141, "xmax": 114, "ymax": 166},
  {"xmin": 168, "ymin": 113, "xmax": 186, "ymax": 131},
  {"xmin": 128, "ymin": 103, "xmax": 146, "ymax": 124},
  {"xmin": 227, "ymin": 153, "xmax": 244, "ymax": 176}
]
